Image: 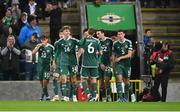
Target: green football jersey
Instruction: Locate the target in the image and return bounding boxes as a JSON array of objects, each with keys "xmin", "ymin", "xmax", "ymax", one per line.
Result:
[
  {"xmin": 80, "ymin": 36, "xmax": 101, "ymax": 68},
  {"xmin": 54, "ymin": 39, "xmax": 61, "ymax": 65},
  {"xmin": 37, "ymin": 43, "xmax": 54, "ymax": 69},
  {"xmin": 55, "ymin": 37, "xmax": 79, "ymax": 66},
  {"xmin": 100, "ymin": 37, "xmax": 113, "ymax": 65},
  {"xmin": 112, "ymin": 39, "xmax": 133, "ymax": 67}
]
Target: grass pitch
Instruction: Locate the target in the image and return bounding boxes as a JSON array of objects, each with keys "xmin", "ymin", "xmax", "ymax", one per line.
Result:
[{"xmin": 0, "ymin": 101, "xmax": 180, "ymax": 111}]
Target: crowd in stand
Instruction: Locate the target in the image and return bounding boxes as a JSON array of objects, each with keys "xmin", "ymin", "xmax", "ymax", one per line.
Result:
[{"xmin": 0, "ymin": 0, "xmax": 64, "ymax": 80}]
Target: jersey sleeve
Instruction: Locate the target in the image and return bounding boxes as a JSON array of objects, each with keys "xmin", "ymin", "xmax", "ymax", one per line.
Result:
[
  {"xmin": 112, "ymin": 41, "xmax": 116, "ymax": 53},
  {"xmin": 79, "ymin": 38, "xmax": 86, "ymax": 48},
  {"xmin": 50, "ymin": 45, "xmax": 55, "ymax": 60},
  {"xmin": 97, "ymin": 40, "xmax": 102, "ymax": 51},
  {"xmin": 128, "ymin": 40, "xmax": 133, "ymax": 51}
]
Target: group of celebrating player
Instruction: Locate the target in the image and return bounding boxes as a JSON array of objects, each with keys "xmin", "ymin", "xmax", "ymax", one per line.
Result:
[{"xmin": 32, "ymin": 25, "xmax": 136, "ymax": 102}]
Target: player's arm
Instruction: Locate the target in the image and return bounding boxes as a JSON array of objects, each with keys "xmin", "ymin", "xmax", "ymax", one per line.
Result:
[
  {"xmin": 111, "ymin": 51, "xmax": 116, "ymax": 67},
  {"xmin": 77, "ymin": 48, "xmax": 84, "ymax": 65},
  {"xmin": 97, "ymin": 40, "xmax": 103, "ymax": 56},
  {"xmin": 32, "ymin": 43, "xmax": 42, "ymax": 55},
  {"xmin": 115, "ymin": 50, "xmax": 133, "ymax": 62},
  {"xmin": 77, "ymin": 38, "xmax": 85, "ymax": 64},
  {"xmin": 51, "ymin": 46, "xmax": 56, "ymax": 72}
]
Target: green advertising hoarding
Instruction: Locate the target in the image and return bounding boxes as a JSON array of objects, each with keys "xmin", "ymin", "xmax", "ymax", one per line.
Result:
[{"xmin": 86, "ymin": 4, "xmax": 136, "ymax": 30}]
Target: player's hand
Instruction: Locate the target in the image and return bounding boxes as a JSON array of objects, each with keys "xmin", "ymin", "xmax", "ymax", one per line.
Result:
[
  {"xmin": 37, "ymin": 43, "xmax": 42, "ymax": 48},
  {"xmin": 53, "ymin": 72, "xmax": 60, "ymax": 78},
  {"xmin": 114, "ymin": 57, "xmax": 121, "ymax": 62},
  {"xmin": 100, "ymin": 64, "xmax": 105, "ymax": 71},
  {"xmin": 158, "ymin": 58, "xmax": 163, "ymax": 62}
]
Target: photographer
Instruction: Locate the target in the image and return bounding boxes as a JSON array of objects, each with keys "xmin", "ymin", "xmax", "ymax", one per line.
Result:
[
  {"xmin": 0, "ymin": 35, "xmax": 21, "ymax": 80},
  {"xmin": 150, "ymin": 42, "xmax": 176, "ymax": 102}
]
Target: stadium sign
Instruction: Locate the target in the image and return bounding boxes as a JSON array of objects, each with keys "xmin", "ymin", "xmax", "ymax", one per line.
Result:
[
  {"xmin": 86, "ymin": 4, "xmax": 136, "ymax": 30},
  {"xmin": 98, "ymin": 13, "xmax": 125, "ymax": 25}
]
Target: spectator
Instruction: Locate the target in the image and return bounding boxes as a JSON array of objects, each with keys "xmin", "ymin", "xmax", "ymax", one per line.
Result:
[
  {"xmin": 24, "ymin": 0, "xmax": 41, "ymax": 22},
  {"xmin": 1, "ymin": 8, "xmax": 14, "ymax": 27},
  {"xmin": 11, "ymin": 0, "xmax": 21, "ymax": 25},
  {"xmin": 45, "ymin": 1, "xmax": 62, "ymax": 44},
  {"xmin": 21, "ymin": 33, "xmax": 38, "ymax": 80},
  {"xmin": 150, "ymin": 42, "xmax": 176, "ymax": 102},
  {"xmin": 18, "ymin": 15, "xmax": 42, "ymax": 48},
  {"xmin": 0, "ymin": 0, "xmax": 7, "ymax": 20},
  {"xmin": 15, "ymin": 12, "xmax": 28, "ymax": 35},
  {"xmin": 1, "ymin": 35, "xmax": 21, "ymax": 80},
  {"xmin": 0, "ymin": 25, "xmax": 14, "ymax": 48},
  {"xmin": 143, "ymin": 29, "xmax": 154, "ymax": 75}
]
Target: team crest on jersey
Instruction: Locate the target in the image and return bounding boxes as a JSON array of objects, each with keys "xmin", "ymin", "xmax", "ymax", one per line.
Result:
[
  {"xmin": 106, "ymin": 42, "xmax": 109, "ymax": 46},
  {"xmin": 125, "ymin": 45, "xmax": 128, "ymax": 49},
  {"xmin": 98, "ymin": 13, "xmax": 125, "ymax": 25},
  {"xmin": 47, "ymin": 50, "xmax": 50, "ymax": 53}
]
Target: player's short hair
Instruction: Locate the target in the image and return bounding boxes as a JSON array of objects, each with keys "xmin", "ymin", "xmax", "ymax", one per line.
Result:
[
  {"xmin": 88, "ymin": 28, "xmax": 95, "ymax": 36},
  {"xmin": 83, "ymin": 28, "xmax": 88, "ymax": 33},
  {"xmin": 96, "ymin": 29, "xmax": 105, "ymax": 33},
  {"xmin": 116, "ymin": 30, "xmax": 126, "ymax": 35},
  {"xmin": 61, "ymin": 25, "xmax": 71, "ymax": 32},
  {"xmin": 41, "ymin": 34, "xmax": 48, "ymax": 40}
]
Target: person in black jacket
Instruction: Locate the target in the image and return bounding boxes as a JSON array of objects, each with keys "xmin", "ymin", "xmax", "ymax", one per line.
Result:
[
  {"xmin": 1, "ymin": 35, "xmax": 21, "ymax": 80},
  {"xmin": 45, "ymin": 1, "xmax": 62, "ymax": 44},
  {"xmin": 150, "ymin": 42, "xmax": 176, "ymax": 102},
  {"xmin": 24, "ymin": 0, "xmax": 41, "ymax": 23}
]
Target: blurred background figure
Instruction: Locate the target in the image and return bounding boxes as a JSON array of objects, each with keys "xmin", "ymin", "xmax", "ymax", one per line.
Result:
[
  {"xmin": 21, "ymin": 33, "xmax": 39, "ymax": 80},
  {"xmin": 11, "ymin": 0, "xmax": 21, "ymax": 25},
  {"xmin": 24, "ymin": 0, "xmax": 41, "ymax": 23},
  {"xmin": 2, "ymin": 8, "xmax": 14, "ymax": 27},
  {"xmin": 150, "ymin": 42, "xmax": 176, "ymax": 102},
  {"xmin": 0, "ymin": 35, "xmax": 21, "ymax": 80},
  {"xmin": 45, "ymin": 1, "xmax": 62, "ymax": 44},
  {"xmin": 18, "ymin": 15, "xmax": 42, "ymax": 48}
]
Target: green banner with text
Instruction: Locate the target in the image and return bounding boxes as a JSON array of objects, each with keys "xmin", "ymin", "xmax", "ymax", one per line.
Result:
[{"xmin": 86, "ymin": 4, "xmax": 136, "ymax": 30}]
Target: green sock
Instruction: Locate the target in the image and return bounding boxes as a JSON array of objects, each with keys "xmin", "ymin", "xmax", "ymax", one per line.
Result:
[
  {"xmin": 82, "ymin": 81, "xmax": 90, "ymax": 95},
  {"xmin": 92, "ymin": 83, "xmax": 97, "ymax": 97},
  {"xmin": 53, "ymin": 78, "xmax": 58, "ymax": 95},
  {"xmin": 41, "ymin": 88, "xmax": 44, "ymax": 99},
  {"xmin": 116, "ymin": 82, "xmax": 123, "ymax": 99},
  {"xmin": 72, "ymin": 83, "xmax": 77, "ymax": 96},
  {"xmin": 61, "ymin": 83, "xmax": 67, "ymax": 97},
  {"xmin": 66, "ymin": 80, "xmax": 71, "ymax": 98},
  {"xmin": 100, "ymin": 87, "xmax": 105, "ymax": 98},
  {"xmin": 43, "ymin": 87, "xmax": 49, "ymax": 97},
  {"xmin": 125, "ymin": 84, "xmax": 133, "ymax": 95}
]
